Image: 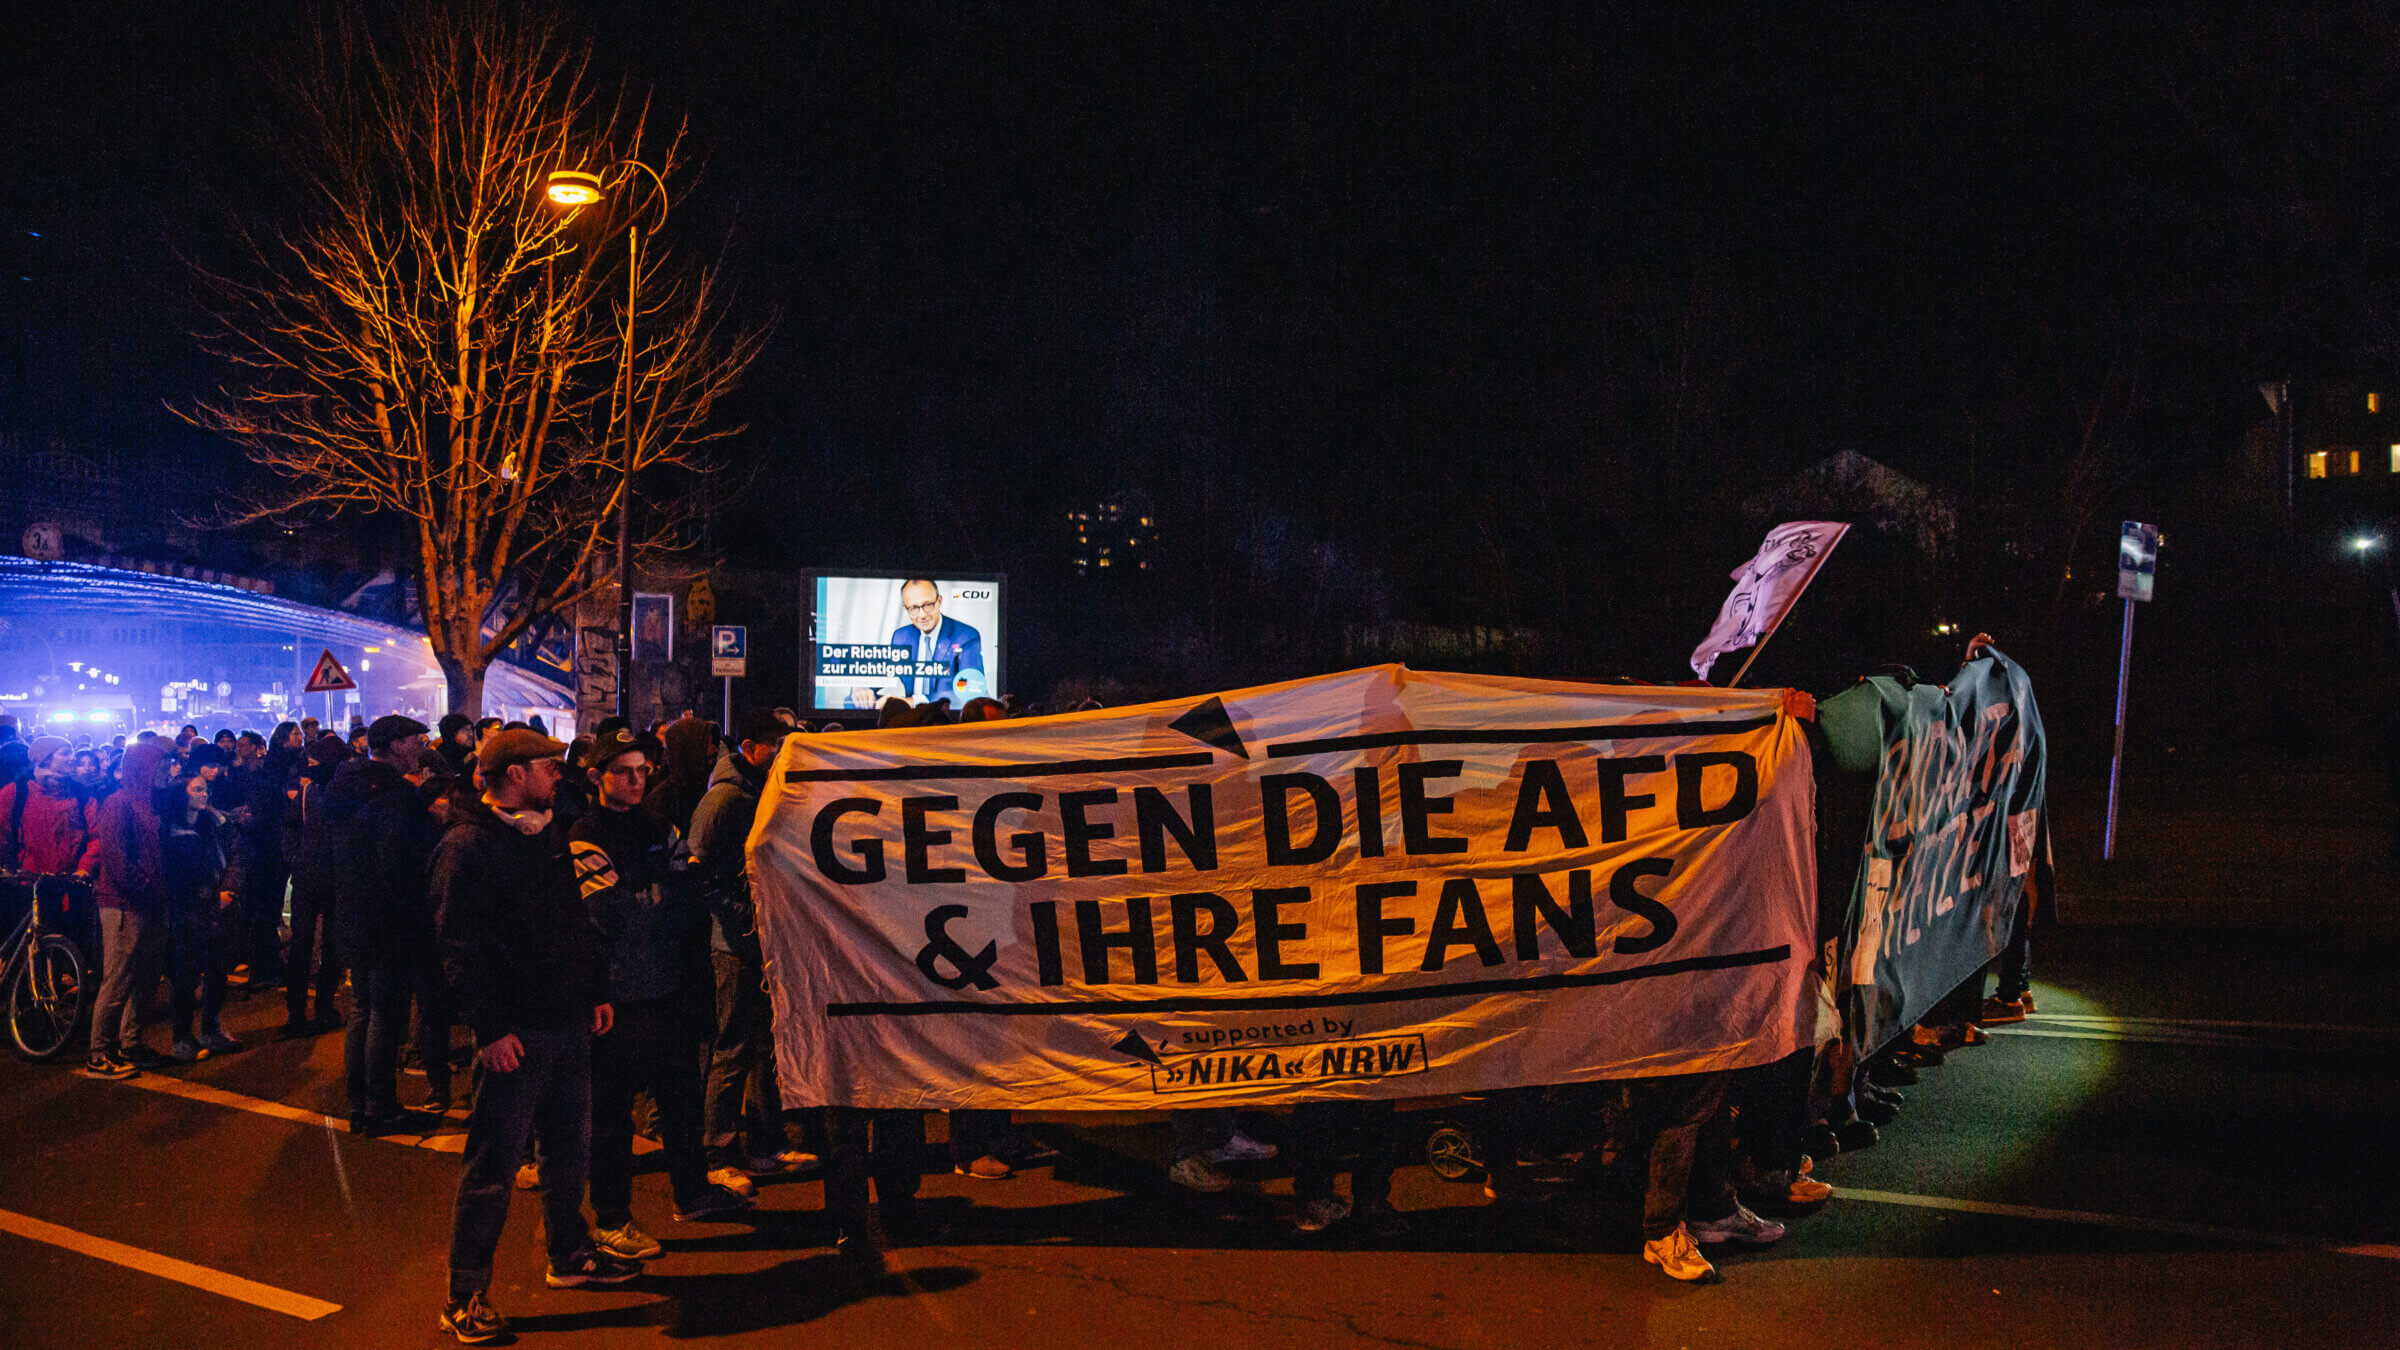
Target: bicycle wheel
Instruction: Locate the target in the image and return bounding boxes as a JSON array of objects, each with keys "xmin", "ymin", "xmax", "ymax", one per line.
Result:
[{"xmin": 9, "ymin": 933, "xmax": 88, "ymax": 1061}]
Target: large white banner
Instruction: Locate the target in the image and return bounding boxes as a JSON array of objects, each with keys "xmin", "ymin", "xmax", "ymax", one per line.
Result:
[{"xmin": 750, "ymin": 666, "xmax": 1818, "ymax": 1109}]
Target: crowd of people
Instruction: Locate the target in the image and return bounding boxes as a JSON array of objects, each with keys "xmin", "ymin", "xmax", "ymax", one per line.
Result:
[{"xmin": 0, "ymin": 695, "xmax": 2035, "ymax": 1344}]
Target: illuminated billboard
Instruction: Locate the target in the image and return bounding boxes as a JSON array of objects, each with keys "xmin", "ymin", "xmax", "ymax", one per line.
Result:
[{"xmin": 802, "ymin": 573, "xmax": 1004, "ymax": 712}]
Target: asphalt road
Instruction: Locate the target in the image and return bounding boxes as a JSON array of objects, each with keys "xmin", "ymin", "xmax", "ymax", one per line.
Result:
[{"xmin": 1, "ymin": 926, "xmax": 2394, "ymax": 1349}]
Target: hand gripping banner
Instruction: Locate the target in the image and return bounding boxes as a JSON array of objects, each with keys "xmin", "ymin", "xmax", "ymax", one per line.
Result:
[
  {"xmin": 1822, "ymin": 648, "xmax": 2049, "ymax": 1059},
  {"xmin": 749, "ymin": 665, "xmax": 1819, "ymax": 1109}
]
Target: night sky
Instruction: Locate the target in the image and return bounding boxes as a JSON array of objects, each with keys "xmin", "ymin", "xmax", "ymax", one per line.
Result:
[{"xmin": 6, "ymin": 4, "xmax": 2395, "ymax": 730}]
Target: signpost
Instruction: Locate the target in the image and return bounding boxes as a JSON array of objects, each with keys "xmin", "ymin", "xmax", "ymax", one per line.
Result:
[
  {"xmin": 2105, "ymin": 522, "xmax": 2158, "ymax": 860},
  {"xmin": 712, "ymin": 625, "xmax": 747, "ymax": 731},
  {"xmin": 304, "ymin": 649, "xmax": 357, "ymax": 734}
]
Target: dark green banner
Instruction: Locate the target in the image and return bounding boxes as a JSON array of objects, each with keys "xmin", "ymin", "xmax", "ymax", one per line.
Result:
[{"xmin": 1822, "ymin": 648, "xmax": 2049, "ymax": 1058}]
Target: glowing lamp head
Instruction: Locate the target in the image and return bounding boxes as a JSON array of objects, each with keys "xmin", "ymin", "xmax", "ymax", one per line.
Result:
[
  {"xmin": 545, "ymin": 170, "xmax": 604, "ymax": 208},
  {"xmin": 2356, "ymin": 535, "xmax": 2383, "ymax": 554}
]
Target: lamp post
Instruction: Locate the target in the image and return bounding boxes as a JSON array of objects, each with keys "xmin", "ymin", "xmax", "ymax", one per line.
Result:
[{"xmin": 545, "ymin": 163, "xmax": 668, "ymax": 722}]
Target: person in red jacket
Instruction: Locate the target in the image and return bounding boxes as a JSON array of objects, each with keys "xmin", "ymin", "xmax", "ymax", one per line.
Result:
[{"xmin": 1, "ymin": 736, "xmax": 100, "ymax": 876}]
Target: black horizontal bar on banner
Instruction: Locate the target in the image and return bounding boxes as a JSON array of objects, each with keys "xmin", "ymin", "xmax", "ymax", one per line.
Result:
[
  {"xmin": 823, "ymin": 944, "xmax": 1791, "ymax": 1017},
  {"xmin": 786, "ymin": 751, "xmax": 1215, "ymax": 783},
  {"xmin": 1263, "ymin": 715, "xmax": 1779, "ymax": 758}
]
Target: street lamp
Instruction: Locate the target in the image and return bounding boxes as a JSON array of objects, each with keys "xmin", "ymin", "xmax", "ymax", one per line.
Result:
[
  {"xmin": 2353, "ymin": 534, "xmax": 2400, "ymax": 639},
  {"xmin": 544, "ymin": 162, "xmax": 669, "ymax": 721}
]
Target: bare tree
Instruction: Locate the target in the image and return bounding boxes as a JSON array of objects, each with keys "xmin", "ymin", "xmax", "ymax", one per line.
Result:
[{"xmin": 179, "ymin": 6, "xmax": 764, "ymax": 715}]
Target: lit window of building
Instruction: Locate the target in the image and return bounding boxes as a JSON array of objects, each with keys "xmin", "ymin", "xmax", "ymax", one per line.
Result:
[
  {"xmin": 2371, "ymin": 392, "xmax": 2382, "ymax": 413},
  {"xmin": 2351, "ymin": 450, "xmax": 2363, "ymax": 475},
  {"xmin": 2309, "ymin": 451, "xmax": 2328, "ymax": 479}
]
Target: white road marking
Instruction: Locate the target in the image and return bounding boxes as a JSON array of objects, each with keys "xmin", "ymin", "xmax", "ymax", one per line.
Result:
[
  {"xmin": 0, "ymin": 1207, "xmax": 343, "ymax": 1320},
  {"xmin": 115, "ymin": 1070, "xmax": 649, "ymax": 1153},
  {"xmin": 1982, "ymin": 1013, "xmax": 2398, "ymax": 1048},
  {"xmin": 1838, "ymin": 1187, "xmax": 2398, "ymax": 1258}
]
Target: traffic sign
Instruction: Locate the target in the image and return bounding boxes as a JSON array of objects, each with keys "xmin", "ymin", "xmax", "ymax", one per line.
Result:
[
  {"xmin": 712, "ymin": 625, "xmax": 748, "ymax": 678},
  {"xmin": 303, "ymin": 649, "xmax": 357, "ymax": 693},
  {"xmin": 2116, "ymin": 521, "xmax": 2158, "ymax": 602}
]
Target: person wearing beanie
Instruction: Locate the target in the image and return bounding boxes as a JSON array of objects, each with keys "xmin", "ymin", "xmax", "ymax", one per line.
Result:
[
  {"xmin": 572, "ymin": 728, "xmax": 750, "ymax": 1262},
  {"xmin": 331, "ymin": 716, "xmax": 445, "ymax": 1133}
]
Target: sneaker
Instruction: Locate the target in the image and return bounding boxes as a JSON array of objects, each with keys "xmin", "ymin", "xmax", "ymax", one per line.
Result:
[
  {"xmin": 1294, "ymin": 1196, "xmax": 1351, "ymax": 1233},
  {"xmin": 706, "ymin": 1166, "xmax": 758, "ymax": 1198},
  {"xmin": 169, "ymin": 1038, "xmax": 210, "ymax": 1063},
  {"xmin": 1976, "ymin": 996, "xmax": 2029, "ymax": 1025},
  {"xmin": 1856, "ymin": 1094, "xmax": 1897, "ymax": 1126},
  {"xmin": 2018, "ymin": 992, "xmax": 2038, "ymax": 1014},
  {"xmin": 1641, "ymin": 1223, "xmax": 1716, "ymax": 1281},
  {"xmin": 197, "ymin": 1029, "xmax": 244, "ymax": 1055},
  {"xmin": 1784, "ymin": 1172, "xmax": 1835, "ymax": 1203},
  {"xmin": 1689, "ymin": 1204, "xmax": 1788, "ymax": 1246},
  {"xmin": 438, "ymin": 1290, "xmax": 508, "ymax": 1344},
  {"xmin": 744, "ymin": 1148, "xmax": 818, "ymax": 1176},
  {"xmin": 593, "ymin": 1220, "xmax": 663, "ymax": 1260},
  {"xmin": 514, "ymin": 1162, "xmax": 542, "ymax": 1191},
  {"xmin": 544, "ymin": 1249, "xmax": 643, "ymax": 1288},
  {"xmin": 955, "ymin": 1154, "xmax": 1013, "ymax": 1180},
  {"xmin": 122, "ymin": 1043, "xmax": 172, "ymax": 1070},
  {"xmin": 79, "ymin": 1052, "xmax": 139, "ymax": 1080},
  {"xmin": 673, "ymin": 1186, "xmax": 754, "ymax": 1223},
  {"xmin": 1833, "ymin": 1119, "xmax": 1880, "ymax": 1152},
  {"xmin": 1209, "ymin": 1132, "xmax": 1278, "ymax": 1163},
  {"xmin": 1168, "ymin": 1155, "xmax": 1233, "ymax": 1193}
]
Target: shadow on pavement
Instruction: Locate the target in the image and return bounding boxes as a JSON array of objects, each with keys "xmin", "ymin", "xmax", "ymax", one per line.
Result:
[{"xmin": 507, "ymin": 1256, "xmax": 978, "ymax": 1338}]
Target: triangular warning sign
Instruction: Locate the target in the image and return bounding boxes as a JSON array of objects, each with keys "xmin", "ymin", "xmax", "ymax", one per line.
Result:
[
  {"xmin": 302, "ymin": 649, "xmax": 357, "ymax": 693},
  {"xmin": 1168, "ymin": 696, "xmax": 1249, "ymax": 760}
]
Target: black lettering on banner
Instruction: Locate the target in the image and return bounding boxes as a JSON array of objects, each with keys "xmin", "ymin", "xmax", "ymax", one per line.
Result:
[
  {"xmin": 1503, "ymin": 759, "xmax": 1589, "ymax": 851},
  {"xmin": 1030, "ymin": 900, "xmax": 1063, "ymax": 985},
  {"xmin": 1398, "ymin": 760, "xmax": 1469, "ymax": 854},
  {"xmin": 1674, "ymin": 751, "xmax": 1758, "ymax": 827},
  {"xmin": 1061, "ymin": 788, "xmax": 1128, "ymax": 878},
  {"xmin": 972, "ymin": 792, "xmax": 1048, "ymax": 882},
  {"xmin": 1075, "ymin": 896, "xmax": 1158, "ymax": 984},
  {"xmin": 1608, "ymin": 857, "xmax": 1678, "ymax": 954},
  {"xmin": 1353, "ymin": 767, "xmax": 1386, "ymax": 859},
  {"xmin": 1512, "ymin": 869, "xmax": 1598, "ymax": 959},
  {"xmin": 1592, "ymin": 756, "xmax": 1665, "ymax": 843},
  {"xmin": 811, "ymin": 797, "xmax": 887, "ymax": 884},
  {"xmin": 1135, "ymin": 784, "xmax": 1218, "ymax": 873},
  {"xmin": 1419, "ymin": 877, "xmax": 1505, "ymax": 970},
  {"xmin": 1354, "ymin": 880, "xmax": 1417, "ymax": 975},
  {"xmin": 914, "ymin": 904, "xmax": 999, "ymax": 989},
  {"xmin": 1170, "ymin": 892, "xmax": 1249, "ymax": 983},
  {"xmin": 1251, "ymin": 886, "xmax": 1319, "ymax": 980},
  {"xmin": 901, "ymin": 795, "xmax": 966, "ymax": 884},
  {"xmin": 1261, "ymin": 773, "xmax": 1341, "ymax": 866}
]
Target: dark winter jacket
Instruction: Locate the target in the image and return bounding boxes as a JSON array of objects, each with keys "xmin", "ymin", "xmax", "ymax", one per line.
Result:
[
  {"xmin": 569, "ymin": 805, "xmax": 700, "ymax": 1005},
  {"xmin": 326, "ymin": 757, "xmax": 439, "ymax": 966},
  {"xmin": 680, "ymin": 749, "xmax": 767, "ymax": 963},
  {"xmin": 162, "ymin": 778, "xmax": 245, "ymax": 912},
  {"xmin": 432, "ymin": 794, "xmax": 606, "ymax": 1048}
]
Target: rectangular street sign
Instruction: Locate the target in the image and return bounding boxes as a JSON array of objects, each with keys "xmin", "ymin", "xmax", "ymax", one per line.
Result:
[
  {"xmin": 712, "ymin": 624, "xmax": 748, "ymax": 678},
  {"xmin": 2117, "ymin": 521, "xmax": 2157, "ymax": 602}
]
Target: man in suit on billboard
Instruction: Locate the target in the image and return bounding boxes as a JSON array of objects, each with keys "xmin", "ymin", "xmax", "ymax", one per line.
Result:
[{"xmin": 888, "ymin": 579, "xmax": 983, "ymax": 701}]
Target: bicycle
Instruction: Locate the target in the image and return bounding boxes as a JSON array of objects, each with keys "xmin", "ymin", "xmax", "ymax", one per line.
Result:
[{"xmin": 0, "ymin": 872, "xmax": 92, "ymax": 1061}]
